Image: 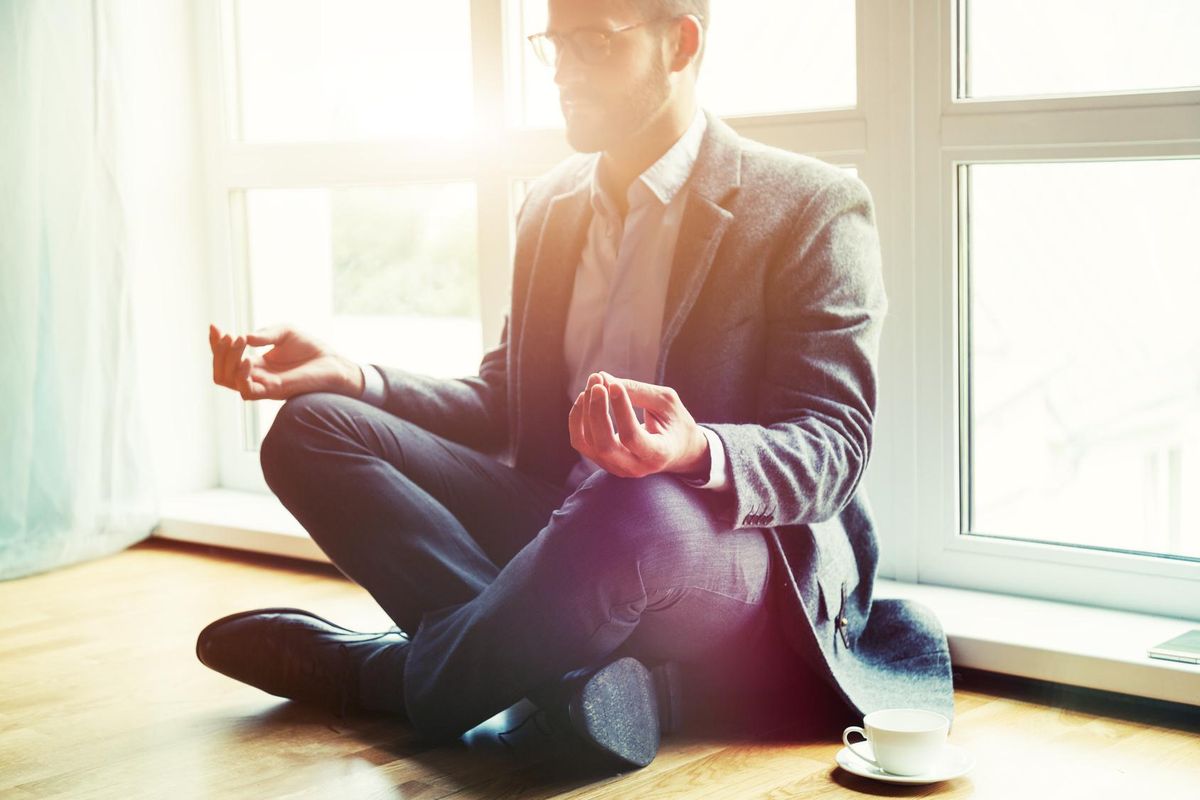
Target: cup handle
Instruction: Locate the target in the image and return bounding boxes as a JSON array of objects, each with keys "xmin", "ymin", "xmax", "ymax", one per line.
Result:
[{"xmin": 842, "ymin": 726, "xmax": 881, "ymax": 770}]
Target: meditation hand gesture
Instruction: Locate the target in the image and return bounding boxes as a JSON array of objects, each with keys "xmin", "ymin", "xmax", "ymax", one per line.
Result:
[
  {"xmin": 208, "ymin": 323, "xmax": 363, "ymax": 401},
  {"xmin": 568, "ymin": 371, "xmax": 710, "ymax": 480}
]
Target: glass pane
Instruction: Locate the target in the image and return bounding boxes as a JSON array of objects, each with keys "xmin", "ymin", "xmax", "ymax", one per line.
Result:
[
  {"xmin": 237, "ymin": 184, "xmax": 481, "ymax": 448},
  {"xmin": 508, "ymin": 0, "xmax": 856, "ymax": 128},
  {"xmin": 699, "ymin": 0, "xmax": 855, "ymax": 116},
  {"xmin": 963, "ymin": 0, "xmax": 1200, "ymax": 99},
  {"xmin": 964, "ymin": 160, "xmax": 1200, "ymax": 560},
  {"xmin": 508, "ymin": 0, "xmax": 560, "ymax": 128},
  {"xmin": 232, "ymin": 0, "xmax": 473, "ymax": 141}
]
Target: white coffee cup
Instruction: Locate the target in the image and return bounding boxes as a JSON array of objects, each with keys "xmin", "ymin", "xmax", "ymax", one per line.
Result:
[{"xmin": 842, "ymin": 708, "xmax": 949, "ymax": 776}]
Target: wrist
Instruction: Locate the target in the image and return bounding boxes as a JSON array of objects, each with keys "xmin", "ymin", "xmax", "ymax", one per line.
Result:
[
  {"xmin": 673, "ymin": 426, "xmax": 711, "ymax": 477},
  {"xmin": 335, "ymin": 354, "xmax": 365, "ymax": 397}
]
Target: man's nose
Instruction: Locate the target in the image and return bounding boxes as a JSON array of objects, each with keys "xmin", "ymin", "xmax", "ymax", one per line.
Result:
[{"xmin": 553, "ymin": 45, "xmax": 587, "ymax": 90}]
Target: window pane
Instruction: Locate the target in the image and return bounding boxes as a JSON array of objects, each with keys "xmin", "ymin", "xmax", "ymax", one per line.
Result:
[
  {"xmin": 232, "ymin": 0, "xmax": 473, "ymax": 141},
  {"xmin": 237, "ymin": 184, "xmax": 481, "ymax": 448},
  {"xmin": 508, "ymin": 0, "xmax": 560, "ymax": 128},
  {"xmin": 508, "ymin": 0, "xmax": 856, "ymax": 128},
  {"xmin": 699, "ymin": 0, "xmax": 855, "ymax": 116},
  {"xmin": 963, "ymin": 0, "xmax": 1200, "ymax": 99},
  {"xmin": 964, "ymin": 160, "xmax": 1200, "ymax": 560}
]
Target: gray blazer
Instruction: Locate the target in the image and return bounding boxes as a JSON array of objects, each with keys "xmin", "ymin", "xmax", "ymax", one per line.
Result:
[{"xmin": 373, "ymin": 111, "xmax": 956, "ymax": 727}]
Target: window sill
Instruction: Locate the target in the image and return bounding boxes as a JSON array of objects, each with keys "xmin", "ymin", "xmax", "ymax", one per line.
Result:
[
  {"xmin": 154, "ymin": 488, "xmax": 331, "ymax": 564},
  {"xmin": 154, "ymin": 489, "xmax": 1200, "ymax": 709},
  {"xmin": 875, "ymin": 579, "xmax": 1199, "ymax": 708}
]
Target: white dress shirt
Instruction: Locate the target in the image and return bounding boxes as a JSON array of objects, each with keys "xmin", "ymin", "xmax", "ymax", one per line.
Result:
[{"xmin": 359, "ymin": 106, "xmax": 728, "ymax": 496}]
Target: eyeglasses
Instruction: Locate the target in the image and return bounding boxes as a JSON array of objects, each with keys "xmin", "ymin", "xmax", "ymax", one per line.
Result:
[{"xmin": 527, "ymin": 15, "xmax": 691, "ymax": 68}]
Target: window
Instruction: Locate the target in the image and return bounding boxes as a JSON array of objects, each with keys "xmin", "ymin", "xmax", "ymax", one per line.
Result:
[
  {"xmin": 236, "ymin": 184, "xmax": 481, "ymax": 449},
  {"xmin": 893, "ymin": 0, "xmax": 1200, "ymax": 619},
  {"xmin": 961, "ymin": 0, "xmax": 1200, "ymax": 99},
  {"xmin": 961, "ymin": 160, "xmax": 1200, "ymax": 560},
  {"xmin": 231, "ymin": 0, "xmax": 474, "ymax": 140},
  {"xmin": 200, "ymin": 0, "xmax": 516, "ymax": 491},
  {"xmin": 197, "ymin": 1, "xmax": 1200, "ymax": 619},
  {"xmin": 698, "ymin": 0, "xmax": 855, "ymax": 116}
]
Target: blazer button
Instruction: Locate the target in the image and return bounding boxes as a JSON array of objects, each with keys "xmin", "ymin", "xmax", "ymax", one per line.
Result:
[{"xmin": 838, "ymin": 616, "xmax": 848, "ymax": 627}]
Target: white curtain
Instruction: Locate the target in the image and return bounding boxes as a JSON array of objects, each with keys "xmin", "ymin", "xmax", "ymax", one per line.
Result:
[{"xmin": 1, "ymin": 0, "xmax": 158, "ymax": 580}]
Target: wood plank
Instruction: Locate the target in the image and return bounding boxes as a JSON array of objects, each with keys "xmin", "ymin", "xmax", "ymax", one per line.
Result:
[{"xmin": 1, "ymin": 538, "xmax": 1196, "ymax": 799}]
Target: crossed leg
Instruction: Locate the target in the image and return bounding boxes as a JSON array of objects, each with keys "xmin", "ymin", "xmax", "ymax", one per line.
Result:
[{"xmin": 259, "ymin": 392, "xmax": 806, "ymax": 742}]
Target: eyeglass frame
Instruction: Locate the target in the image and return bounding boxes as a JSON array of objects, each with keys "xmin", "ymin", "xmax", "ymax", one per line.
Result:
[{"xmin": 526, "ymin": 14, "xmax": 701, "ymax": 68}]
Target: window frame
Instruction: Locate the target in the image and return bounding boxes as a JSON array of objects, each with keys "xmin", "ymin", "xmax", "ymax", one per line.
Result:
[
  {"xmin": 193, "ymin": 0, "xmax": 1200, "ymax": 620},
  {"xmin": 895, "ymin": 0, "xmax": 1200, "ymax": 619}
]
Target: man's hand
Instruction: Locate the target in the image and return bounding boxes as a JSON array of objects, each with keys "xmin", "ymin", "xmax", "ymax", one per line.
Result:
[
  {"xmin": 568, "ymin": 371, "xmax": 710, "ymax": 479},
  {"xmin": 208, "ymin": 323, "xmax": 363, "ymax": 401}
]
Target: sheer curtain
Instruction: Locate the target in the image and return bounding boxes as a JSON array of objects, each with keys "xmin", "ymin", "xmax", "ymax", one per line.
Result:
[{"xmin": 0, "ymin": 1, "xmax": 158, "ymax": 580}]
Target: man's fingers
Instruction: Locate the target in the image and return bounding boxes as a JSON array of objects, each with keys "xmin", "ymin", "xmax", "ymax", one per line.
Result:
[
  {"xmin": 236, "ymin": 358, "xmax": 253, "ymax": 396},
  {"xmin": 213, "ymin": 333, "xmax": 232, "ymax": 387},
  {"xmin": 583, "ymin": 384, "xmax": 607, "ymax": 450},
  {"xmin": 588, "ymin": 384, "xmax": 642, "ymax": 472},
  {"xmin": 220, "ymin": 335, "xmax": 245, "ymax": 388},
  {"xmin": 245, "ymin": 326, "xmax": 285, "ymax": 347},
  {"xmin": 610, "ymin": 382, "xmax": 654, "ymax": 459},
  {"xmin": 568, "ymin": 391, "xmax": 589, "ymax": 455},
  {"xmin": 240, "ymin": 372, "xmax": 263, "ymax": 401},
  {"xmin": 585, "ymin": 385, "xmax": 642, "ymax": 475},
  {"xmin": 210, "ymin": 325, "xmax": 229, "ymax": 386},
  {"xmin": 210, "ymin": 327, "xmax": 221, "ymax": 384},
  {"xmin": 610, "ymin": 375, "xmax": 675, "ymax": 411},
  {"xmin": 232, "ymin": 337, "xmax": 248, "ymax": 384}
]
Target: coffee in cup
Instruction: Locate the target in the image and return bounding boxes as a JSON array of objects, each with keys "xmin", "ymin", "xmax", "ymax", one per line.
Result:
[{"xmin": 842, "ymin": 708, "xmax": 950, "ymax": 776}]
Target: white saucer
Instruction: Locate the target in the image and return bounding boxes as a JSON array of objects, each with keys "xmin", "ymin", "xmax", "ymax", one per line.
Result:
[{"xmin": 835, "ymin": 741, "xmax": 975, "ymax": 784}]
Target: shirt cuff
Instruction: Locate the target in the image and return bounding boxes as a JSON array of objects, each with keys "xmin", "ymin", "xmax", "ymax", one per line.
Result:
[
  {"xmin": 677, "ymin": 425, "xmax": 729, "ymax": 491},
  {"xmin": 358, "ymin": 362, "xmax": 386, "ymax": 407}
]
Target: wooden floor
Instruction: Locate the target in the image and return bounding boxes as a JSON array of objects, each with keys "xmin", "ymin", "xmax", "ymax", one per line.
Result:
[{"xmin": 2, "ymin": 537, "xmax": 1197, "ymax": 800}]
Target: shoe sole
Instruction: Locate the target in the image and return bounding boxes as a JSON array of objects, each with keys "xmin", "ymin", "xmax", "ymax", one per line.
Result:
[{"xmin": 570, "ymin": 656, "xmax": 661, "ymax": 769}]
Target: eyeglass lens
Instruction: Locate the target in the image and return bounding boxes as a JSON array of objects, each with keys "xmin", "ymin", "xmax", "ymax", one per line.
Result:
[{"xmin": 532, "ymin": 30, "xmax": 611, "ymax": 66}]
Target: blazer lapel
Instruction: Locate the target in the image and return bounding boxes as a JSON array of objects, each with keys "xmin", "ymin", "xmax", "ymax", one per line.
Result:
[
  {"xmin": 655, "ymin": 112, "xmax": 743, "ymax": 381},
  {"xmin": 514, "ymin": 180, "xmax": 592, "ymax": 481}
]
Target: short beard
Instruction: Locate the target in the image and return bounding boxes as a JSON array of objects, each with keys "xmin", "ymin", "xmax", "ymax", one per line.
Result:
[{"xmin": 563, "ymin": 57, "xmax": 671, "ymax": 154}]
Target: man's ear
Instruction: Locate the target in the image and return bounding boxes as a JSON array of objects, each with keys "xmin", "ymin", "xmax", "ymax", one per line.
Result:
[{"xmin": 668, "ymin": 14, "xmax": 703, "ymax": 73}]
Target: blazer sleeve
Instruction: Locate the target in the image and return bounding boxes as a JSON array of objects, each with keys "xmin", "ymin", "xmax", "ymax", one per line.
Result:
[
  {"xmin": 705, "ymin": 173, "xmax": 887, "ymax": 530},
  {"xmin": 369, "ymin": 312, "xmax": 510, "ymax": 454}
]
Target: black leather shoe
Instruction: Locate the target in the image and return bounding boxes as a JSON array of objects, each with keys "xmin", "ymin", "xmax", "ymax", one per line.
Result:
[
  {"xmin": 464, "ymin": 656, "xmax": 667, "ymax": 771},
  {"xmin": 196, "ymin": 606, "xmax": 409, "ymax": 718}
]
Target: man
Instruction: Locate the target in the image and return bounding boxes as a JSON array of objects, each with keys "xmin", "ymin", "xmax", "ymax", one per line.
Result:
[{"xmin": 198, "ymin": 0, "xmax": 955, "ymax": 772}]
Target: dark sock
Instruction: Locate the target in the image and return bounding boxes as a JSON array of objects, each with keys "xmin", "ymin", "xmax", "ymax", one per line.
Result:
[{"xmin": 356, "ymin": 639, "xmax": 410, "ymax": 715}]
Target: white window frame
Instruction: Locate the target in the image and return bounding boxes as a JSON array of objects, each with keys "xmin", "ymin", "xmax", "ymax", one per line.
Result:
[
  {"xmin": 193, "ymin": 0, "xmax": 1200, "ymax": 621},
  {"xmin": 890, "ymin": 0, "xmax": 1200, "ymax": 620}
]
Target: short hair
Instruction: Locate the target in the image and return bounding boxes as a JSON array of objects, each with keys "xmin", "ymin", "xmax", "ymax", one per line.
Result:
[{"xmin": 627, "ymin": 0, "xmax": 710, "ymax": 69}]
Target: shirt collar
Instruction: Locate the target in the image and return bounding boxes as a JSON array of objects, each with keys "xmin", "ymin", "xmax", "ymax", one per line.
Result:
[{"xmin": 589, "ymin": 106, "xmax": 708, "ymax": 217}]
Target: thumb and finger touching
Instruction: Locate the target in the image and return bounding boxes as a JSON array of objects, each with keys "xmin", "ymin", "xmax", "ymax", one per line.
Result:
[
  {"xmin": 608, "ymin": 382, "xmax": 659, "ymax": 460},
  {"xmin": 244, "ymin": 325, "xmax": 286, "ymax": 347}
]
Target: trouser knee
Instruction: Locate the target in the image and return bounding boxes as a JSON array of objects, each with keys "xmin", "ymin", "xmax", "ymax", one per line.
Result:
[
  {"xmin": 540, "ymin": 472, "xmax": 719, "ymax": 582},
  {"xmin": 258, "ymin": 392, "xmax": 349, "ymax": 492}
]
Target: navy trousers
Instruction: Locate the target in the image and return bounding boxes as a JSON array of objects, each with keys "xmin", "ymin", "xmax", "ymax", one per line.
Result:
[{"xmin": 259, "ymin": 392, "xmax": 819, "ymax": 742}]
